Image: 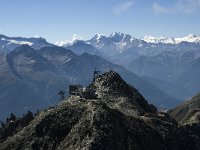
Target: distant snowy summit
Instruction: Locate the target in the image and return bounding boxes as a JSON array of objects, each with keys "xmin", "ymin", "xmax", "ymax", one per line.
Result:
[
  {"xmin": 56, "ymin": 33, "xmax": 200, "ymax": 48},
  {"xmin": 142, "ymin": 34, "xmax": 200, "ymax": 44},
  {"xmin": 55, "ymin": 32, "xmax": 200, "ymax": 57},
  {"xmin": 55, "ymin": 40, "xmax": 71, "ymax": 47},
  {"xmin": 1, "ymin": 32, "xmax": 200, "ymax": 54},
  {"xmin": 0, "ymin": 34, "xmax": 53, "ymax": 52},
  {"xmin": 55, "ymin": 34, "xmax": 83, "ymax": 47},
  {"xmin": 56, "ymin": 32, "xmax": 143, "ymax": 55}
]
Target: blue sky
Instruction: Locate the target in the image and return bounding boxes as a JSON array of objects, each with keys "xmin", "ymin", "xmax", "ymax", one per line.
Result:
[{"xmin": 0, "ymin": 0, "xmax": 200, "ymax": 43}]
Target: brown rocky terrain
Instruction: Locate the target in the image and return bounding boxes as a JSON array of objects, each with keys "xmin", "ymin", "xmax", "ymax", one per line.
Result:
[{"xmin": 0, "ymin": 71, "xmax": 200, "ymax": 150}]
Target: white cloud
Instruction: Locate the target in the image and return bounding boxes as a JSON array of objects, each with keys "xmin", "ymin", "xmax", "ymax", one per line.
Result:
[
  {"xmin": 113, "ymin": 0, "xmax": 134, "ymax": 15},
  {"xmin": 34, "ymin": 35, "xmax": 41, "ymax": 38},
  {"xmin": 153, "ymin": 0, "xmax": 200, "ymax": 14},
  {"xmin": 55, "ymin": 34, "xmax": 83, "ymax": 46},
  {"xmin": 72, "ymin": 34, "xmax": 83, "ymax": 42},
  {"xmin": 153, "ymin": 3, "xmax": 170, "ymax": 13}
]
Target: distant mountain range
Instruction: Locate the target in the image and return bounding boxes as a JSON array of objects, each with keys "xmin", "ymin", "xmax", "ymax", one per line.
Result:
[
  {"xmin": 56, "ymin": 33, "xmax": 200, "ymax": 50},
  {"xmin": 0, "ymin": 34, "xmax": 53, "ymax": 53},
  {"xmin": 143, "ymin": 34, "xmax": 200, "ymax": 44},
  {"xmin": 0, "ymin": 44, "xmax": 179, "ymax": 121},
  {"xmin": 56, "ymin": 33, "xmax": 200, "ymax": 68},
  {"xmin": 55, "ymin": 32, "xmax": 200, "ymax": 101},
  {"xmin": 0, "ymin": 33, "xmax": 200, "ymax": 120}
]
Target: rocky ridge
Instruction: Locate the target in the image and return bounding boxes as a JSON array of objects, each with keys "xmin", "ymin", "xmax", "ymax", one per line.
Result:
[{"xmin": 0, "ymin": 71, "xmax": 200, "ymax": 150}]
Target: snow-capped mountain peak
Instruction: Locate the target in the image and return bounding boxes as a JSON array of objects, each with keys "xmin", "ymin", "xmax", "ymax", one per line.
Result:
[
  {"xmin": 0, "ymin": 34, "xmax": 52, "ymax": 52},
  {"xmin": 87, "ymin": 32, "xmax": 142, "ymax": 55},
  {"xmin": 109, "ymin": 32, "xmax": 133, "ymax": 42},
  {"xmin": 55, "ymin": 32, "xmax": 200, "ymax": 57},
  {"xmin": 55, "ymin": 40, "xmax": 70, "ymax": 47},
  {"xmin": 94, "ymin": 33, "xmax": 103, "ymax": 39},
  {"xmin": 142, "ymin": 34, "xmax": 200, "ymax": 44},
  {"xmin": 55, "ymin": 34, "xmax": 84, "ymax": 47},
  {"xmin": 1, "ymin": 38, "xmax": 33, "ymax": 46},
  {"xmin": 175, "ymin": 34, "xmax": 200, "ymax": 44},
  {"xmin": 187, "ymin": 34, "xmax": 196, "ymax": 38},
  {"xmin": 109, "ymin": 32, "xmax": 125, "ymax": 38},
  {"xmin": 92, "ymin": 34, "xmax": 104, "ymax": 43},
  {"xmin": 142, "ymin": 35, "xmax": 157, "ymax": 43},
  {"xmin": 142, "ymin": 35, "xmax": 175, "ymax": 44}
]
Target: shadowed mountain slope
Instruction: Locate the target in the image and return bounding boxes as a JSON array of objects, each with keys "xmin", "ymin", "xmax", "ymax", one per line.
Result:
[
  {"xmin": 0, "ymin": 45, "xmax": 179, "ymax": 121},
  {"xmin": 1, "ymin": 71, "xmax": 200, "ymax": 150},
  {"xmin": 168, "ymin": 92, "xmax": 200, "ymax": 124}
]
